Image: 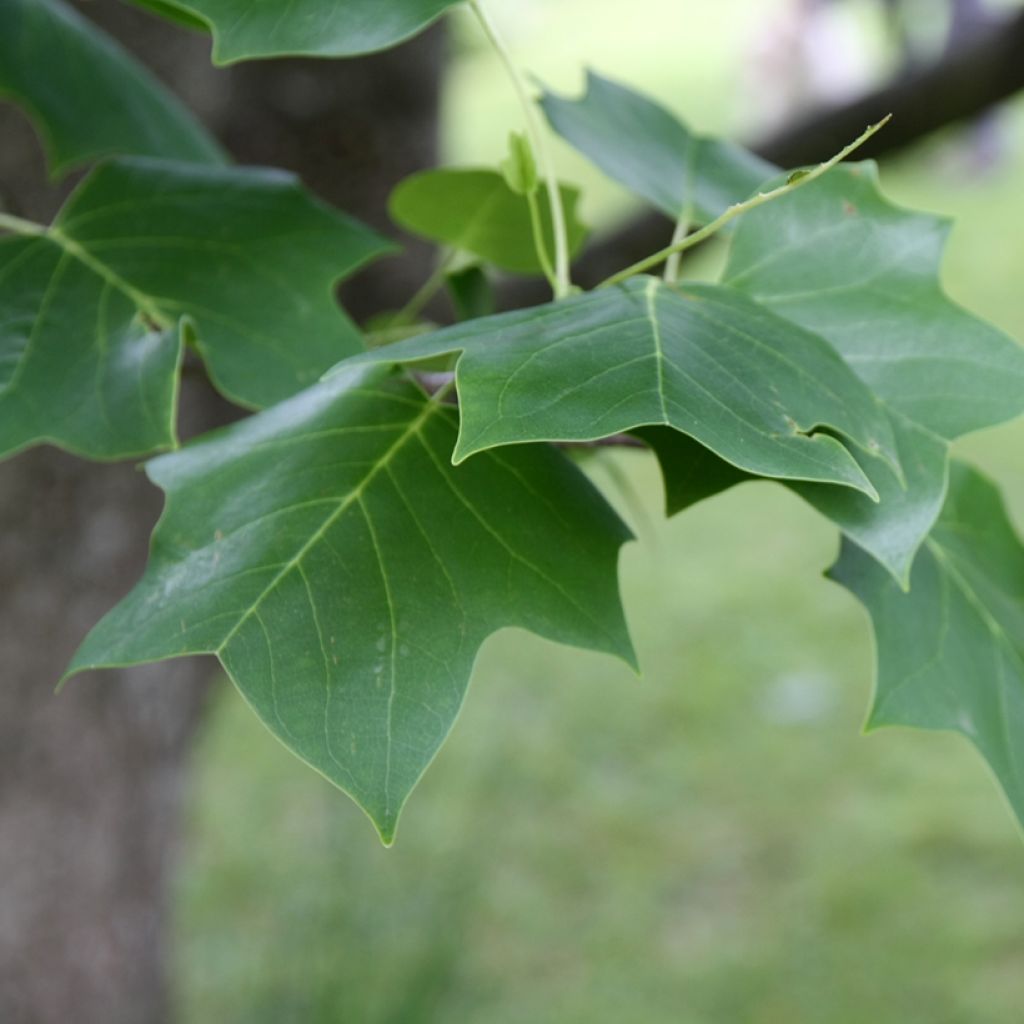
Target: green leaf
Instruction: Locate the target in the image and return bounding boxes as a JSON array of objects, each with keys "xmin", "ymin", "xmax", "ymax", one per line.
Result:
[
  {"xmin": 723, "ymin": 162, "xmax": 1024, "ymax": 581},
  {"xmin": 500, "ymin": 132, "xmax": 539, "ymax": 197},
  {"xmin": 389, "ymin": 169, "xmax": 588, "ymax": 276},
  {"xmin": 0, "ymin": 228, "xmax": 182, "ymax": 459},
  {"xmin": 446, "ymin": 265, "xmax": 496, "ymax": 322},
  {"xmin": 646, "ymin": 414, "xmax": 950, "ymax": 587},
  {"xmin": 128, "ymin": 0, "xmax": 210, "ymax": 31},
  {"xmin": 67, "ymin": 366, "xmax": 634, "ymax": 843},
  {"xmin": 0, "ymin": 158, "xmax": 393, "ymax": 459},
  {"xmin": 541, "ymin": 71, "xmax": 776, "ymax": 223},
  {"xmin": 127, "ymin": 0, "xmax": 463, "ymax": 63},
  {"xmin": 832, "ymin": 463, "xmax": 1024, "ymax": 828},
  {"xmin": 0, "ymin": 0, "xmax": 224, "ymax": 176},
  {"xmin": 337, "ymin": 277, "xmax": 901, "ymax": 498}
]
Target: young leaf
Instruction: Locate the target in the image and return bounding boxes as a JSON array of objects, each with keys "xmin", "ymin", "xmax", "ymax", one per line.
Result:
[
  {"xmin": 0, "ymin": 158, "xmax": 392, "ymax": 459},
  {"xmin": 126, "ymin": 0, "xmax": 463, "ymax": 63},
  {"xmin": 501, "ymin": 132, "xmax": 540, "ymax": 197},
  {"xmin": 336, "ymin": 277, "xmax": 900, "ymax": 498},
  {"xmin": 541, "ymin": 71, "xmax": 776, "ymax": 224},
  {"xmin": 724, "ymin": 162, "xmax": 1024, "ymax": 581},
  {"xmin": 66, "ymin": 366, "xmax": 635, "ymax": 843},
  {"xmin": 389, "ymin": 170, "xmax": 588, "ymax": 276},
  {"xmin": 832, "ymin": 463, "xmax": 1024, "ymax": 829},
  {"xmin": 0, "ymin": 0, "xmax": 224, "ymax": 176}
]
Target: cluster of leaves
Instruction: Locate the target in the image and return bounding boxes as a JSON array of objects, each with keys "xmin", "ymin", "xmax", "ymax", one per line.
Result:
[{"xmin": 2, "ymin": 0, "xmax": 1024, "ymax": 843}]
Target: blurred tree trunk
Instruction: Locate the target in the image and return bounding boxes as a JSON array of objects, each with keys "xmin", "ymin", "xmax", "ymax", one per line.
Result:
[{"xmin": 0, "ymin": 5, "xmax": 444, "ymax": 1022}]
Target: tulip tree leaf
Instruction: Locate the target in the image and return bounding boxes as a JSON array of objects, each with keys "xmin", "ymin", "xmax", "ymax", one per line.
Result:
[
  {"xmin": 0, "ymin": 226, "xmax": 183, "ymax": 460},
  {"xmin": 721, "ymin": 162, "xmax": 1024, "ymax": 581},
  {"xmin": 832, "ymin": 463, "xmax": 1024, "ymax": 828},
  {"xmin": 66, "ymin": 366, "xmax": 635, "ymax": 843},
  {"xmin": 0, "ymin": 157, "xmax": 392, "ymax": 459},
  {"xmin": 541, "ymin": 71, "xmax": 777, "ymax": 224},
  {"xmin": 339, "ymin": 276, "xmax": 900, "ymax": 499},
  {"xmin": 127, "ymin": 0, "xmax": 463, "ymax": 63},
  {"xmin": 0, "ymin": 0, "xmax": 224, "ymax": 176},
  {"xmin": 390, "ymin": 170, "xmax": 588, "ymax": 276}
]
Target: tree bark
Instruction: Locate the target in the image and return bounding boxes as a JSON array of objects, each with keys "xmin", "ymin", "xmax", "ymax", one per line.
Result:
[{"xmin": 0, "ymin": 5, "xmax": 444, "ymax": 1022}]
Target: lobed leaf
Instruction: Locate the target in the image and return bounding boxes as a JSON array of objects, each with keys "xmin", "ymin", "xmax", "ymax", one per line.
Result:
[
  {"xmin": 67, "ymin": 366, "xmax": 635, "ymax": 843},
  {"xmin": 832, "ymin": 463, "xmax": 1024, "ymax": 829},
  {"xmin": 126, "ymin": 0, "xmax": 463, "ymax": 63},
  {"xmin": 390, "ymin": 169, "xmax": 588, "ymax": 276},
  {"xmin": 721, "ymin": 163, "xmax": 1024, "ymax": 581},
  {"xmin": 338, "ymin": 277, "xmax": 900, "ymax": 499},
  {"xmin": 0, "ymin": 157, "xmax": 391, "ymax": 459},
  {"xmin": 0, "ymin": 0, "xmax": 224, "ymax": 175},
  {"xmin": 541, "ymin": 71, "xmax": 777, "ymax": 224}
]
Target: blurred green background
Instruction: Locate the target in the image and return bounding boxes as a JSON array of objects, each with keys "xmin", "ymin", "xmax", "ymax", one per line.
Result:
[{"xmin": 174, "ymin": 2, "xmax": 1024, "ymax": 1020}]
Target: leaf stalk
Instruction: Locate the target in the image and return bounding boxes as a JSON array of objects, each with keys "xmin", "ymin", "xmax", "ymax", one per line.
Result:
[
  {"xmin": 599, "ymin": 115, "xmax": 892, "ymax": 290},
  {"xmin": 467, "ymin": 0, "xmax": 572, "ymax": 298}
]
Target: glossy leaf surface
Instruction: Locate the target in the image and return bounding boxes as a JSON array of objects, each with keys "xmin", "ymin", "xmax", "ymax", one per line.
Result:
[
  {"xmin": 127, "ymin": 0, "xmax": 462, "ymax": 63},
  {"xmin": 390, "ymin": 170, "xmax": 587, "ymax": 275},
  {"xmin": 341, "ymin": 277, "xmax": 898, "ymax": 498},
  {"xmin": 0, "ymin": 158, "xmax": 391, "ymax": 458},
  {"xmin": 723, "ymin": 163, "xmax": 1024, "ymax": 581},
  {"xmin": 67, "ymin": 367, "xmax": 634, "ymax": 842},
  {"xmin": 541, "ymin": 72, "xmax": 776, "ymax": 223},
  {"xmin": 0, "ymin": 0, "xmax": 223, "ymax": 175},
  {"xmin": 833, "ymin": 463, "xmax": 1024, "ymax": 827}
]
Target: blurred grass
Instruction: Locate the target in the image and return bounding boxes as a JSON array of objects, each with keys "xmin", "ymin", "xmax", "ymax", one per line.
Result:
[{"xmin": 175, "ymin": 3, "xmax": 1024, "ymax": 1021}]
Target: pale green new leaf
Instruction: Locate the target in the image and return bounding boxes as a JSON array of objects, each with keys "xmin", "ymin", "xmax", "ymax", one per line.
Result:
[
  {"xmin": 337, "ymin": 277, "xmax": 900, "ymax": 498},
  {"xmin": 723, "ymin": 163, "xmax": 1024, "ymax": 581},
  {"xmin": 0, "ymin": 0, "xmax": 224, "ymax": 175},
  {"xmin": 127, "ymin": 0, "xmax": 463, "ymax": 63},
  {"xmin": 390, "ymin": 169, "xmax": 587, "ymax": 275},
  {"xmin": 832, "ymin": 463, "xmax": 1024, "ymax": 828},
  {"xmin": 0, "ymin": 157, "xmax": 391, "ymax": 458},
  {"xmin": 67, "ymin": 367, "xmax": 634, "ymax": 842},
  {"xmin": 541, "ymin": 71, "xmax": 776, "ymax": 224}
]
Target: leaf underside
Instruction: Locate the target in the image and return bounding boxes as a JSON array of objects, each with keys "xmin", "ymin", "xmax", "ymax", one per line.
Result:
[
  {"xmin": 68, "ymin": 367, "xmax": 634, "ymax": 842},
  {"xmin": 127, "ymin": 0, "xmax": 463, "ymax": 62},
  {"xmin": 0, "ymin": 0, "xmax": 224, "ymax": 175},
  {"xmin": 340, "ymin": 275, "xmax": 900, "ymax": 498},
  {"xmin": 0, "ymin": 157, "xmax": 391, "ymax": 459}
]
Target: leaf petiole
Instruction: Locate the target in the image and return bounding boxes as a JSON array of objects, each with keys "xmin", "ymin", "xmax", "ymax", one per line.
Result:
[
  {"xmin": 467, "ymin": 0, "xmax": 572, "ymax": 299},
  {"xmin": 0, "ymin": 211, "xmax": 45, "ymax": 237},
  {"xmin": 598, "ymin": 115, "xmax": 892, "ymax": 290},
  {"xmin": 525, "ymin": 188, "xmax": 558, "ymax": 291},
  {"xmin": 390, "ymin": 249, "xmax": 460, "ymax": 328}
]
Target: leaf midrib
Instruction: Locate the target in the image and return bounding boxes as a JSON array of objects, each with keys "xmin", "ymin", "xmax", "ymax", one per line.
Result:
[
  {"xmin": 214, "ymin": 391, "xmax": 445, "ymax": 657},
  {"xmin": 46, "ymin": 224, "xmax": 172, "ymax": 328}
]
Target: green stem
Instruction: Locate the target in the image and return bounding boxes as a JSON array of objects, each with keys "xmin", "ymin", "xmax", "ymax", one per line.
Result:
[
  {"xmin": 663, "ymin": 200, "xmax": 693, "ymax": 285},
  {"xmin": 599, "ymin": 115, "xmax": 892, "ymax": 290},
  {"xmin": 0, "ymin": 211, "xmax": 45, "ymax": 237},
  {"xmin": 468, "ymin": 0, "xmax": 572, "ymax": 298},
  {"xmin": 526, "ymin": 189, "xmax": 558, "ymax": 291},
  {"xmin": 392, "ymin": 249, "xmax": 459, "ymax": 327}
]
